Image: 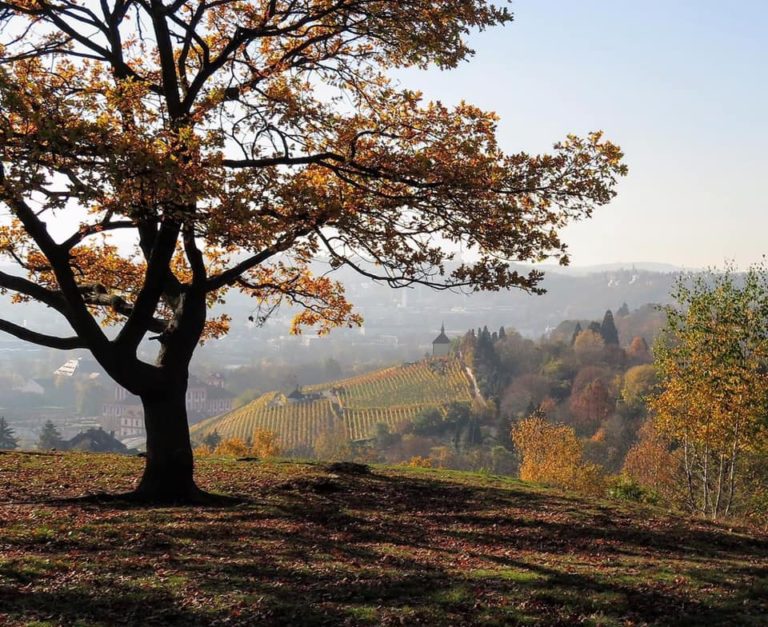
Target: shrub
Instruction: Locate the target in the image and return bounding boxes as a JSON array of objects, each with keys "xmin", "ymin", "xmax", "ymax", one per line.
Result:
[
  {"xmin": 193, "ymin": 444, "xmax": 213, "ymax": 457},
  {"xmin": 608, "ymin": 475, "xmax": 645, "ymax": 502},
  {"xmin": 511, "ymin": 414, "xmax": 605, "ymax": 495},
  {"xmin": 251, "ymin": 428, "xmax": 281, "ymax": 459},
  {"xmin": 406, "ymin": 455, "xmax": 432, "ymax": 468},
  {"xmin": 214, "ymin": 437, "xmax": 250, "ymax": 457}
]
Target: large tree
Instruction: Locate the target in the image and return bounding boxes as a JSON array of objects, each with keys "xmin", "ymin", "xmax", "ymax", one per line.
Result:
[
  {"xmin": 0, "ymin": 0, "xmax": 626, "ymax": 500},
  {"xmin": 652, "ymin": 266, "xmax": 768, "ymax": 519}
]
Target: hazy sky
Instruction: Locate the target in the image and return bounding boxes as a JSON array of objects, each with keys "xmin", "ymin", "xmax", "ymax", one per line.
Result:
[{"xmin": 397, "ymin": 0, "xmax": 768, "ymax": 269}]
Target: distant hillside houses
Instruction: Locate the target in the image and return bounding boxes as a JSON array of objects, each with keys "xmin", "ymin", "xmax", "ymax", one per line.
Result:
[{"xmin": 103, "ymin": 374, "xmax": 235, "ymax": 439}]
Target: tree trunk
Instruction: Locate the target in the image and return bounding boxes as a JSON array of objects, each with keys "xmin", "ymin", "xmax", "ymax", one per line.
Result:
[{"xmin": 135, "ymin": 386, "xmax": 200, "ymax": 501}]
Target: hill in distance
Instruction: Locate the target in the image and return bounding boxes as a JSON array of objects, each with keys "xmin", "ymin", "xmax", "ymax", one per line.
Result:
[
  {"xmin": 191, "ymin": 356, "xmax": 475, "ymax": 450},
  {"xmin": 1, "ymin": 452, "xmax": 766, "ymax": 625}
]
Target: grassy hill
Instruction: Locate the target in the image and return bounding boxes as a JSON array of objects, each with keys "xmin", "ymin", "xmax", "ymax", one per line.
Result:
[
  {"xmin": 1, "ymin": 452, "xmax": 767, "ymax": 625},
  {"xmin": 192, "ymin": 357, "xmax": 474, "ymax": 449}
]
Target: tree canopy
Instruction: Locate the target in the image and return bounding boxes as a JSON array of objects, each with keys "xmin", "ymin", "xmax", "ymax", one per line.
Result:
[
  {"xmin": 0, "ymin": 0, "xmax": 626, "ymax": 499},
  {"xmin": 652, "ymin": 266, "xmax": 768, "ymax": 519}
]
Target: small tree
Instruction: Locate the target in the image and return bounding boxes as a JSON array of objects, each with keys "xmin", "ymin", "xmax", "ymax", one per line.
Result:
[
  {"xmin": 0, "ymin": 1, "xmax": 625, "ymax": 500},
  {"xmin": 250, "ymin": 428, "xmax": 281, "ymax": 459},
  {"xmin": 0, "ymin": 416, "xmax": 18, "ymax": 450},
  {"xmin": 511, "ymin": 413, "xmax": 603, "ymax": 495},
  {"xmin": 314, "ymin": 420, "xmax": 352, "ymax": 461},
  {"xmin": 38, "ymin": 420, "xmax": 64, "ymax": 450},
  {"xmin": 626, "ymin": 336, "xmax": 652, "ymax": 364}
]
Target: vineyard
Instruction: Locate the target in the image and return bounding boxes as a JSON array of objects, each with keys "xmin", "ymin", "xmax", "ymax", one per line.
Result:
[
  {"xmin": 314, "ymin": 359, "xmax": 474, "ymax": 408},
  {"xmin": 191, "ymin": 357, "xmax": 475, "ymax": 451}
]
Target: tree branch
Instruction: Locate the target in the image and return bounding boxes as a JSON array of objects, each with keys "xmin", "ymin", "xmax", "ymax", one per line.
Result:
[
  {"xmin": 0, "ymin": 318, "xmax": 86, "ymax": 350},
  {"xmin": 0, "ymin": 269, "xmax": 68, "ymax": 313},
  {"xmin": 115, "ymin": 219, "xmax": 180, "ymax": 349},
  {"xmin": 221, "ymin": 152, "xmax": 345, "ymax": 169}
]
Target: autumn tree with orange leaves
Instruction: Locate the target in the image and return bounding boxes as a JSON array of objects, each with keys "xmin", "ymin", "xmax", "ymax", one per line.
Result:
[{"xmin": 0, "ymin": 1, "xmax": 626, "ymax": 501}]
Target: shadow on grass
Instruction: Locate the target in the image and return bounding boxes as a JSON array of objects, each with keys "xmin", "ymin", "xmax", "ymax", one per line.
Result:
[{"xmin": 1, "ymin": 468, "xmax": 767, "ymax": 625}]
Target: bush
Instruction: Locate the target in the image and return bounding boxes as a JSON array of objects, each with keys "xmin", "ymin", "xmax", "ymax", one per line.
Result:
[
  {"xmin": 214, "ymin": 437, "xmax": 250, "ymax": 457},
  {"xmin": 511, "ymin": 414, "xmax": 605, "ymax": 495},
  {"xmin": 250, "ymin": 428, "xmax": 281, "ymax": 459},
  {"xmin": 200, "ymin": 431, "xmax": 282, "ymax": 459},
  {"xmin": 406, "ymin": 455, "xmax": 432, "ymax": 468}
]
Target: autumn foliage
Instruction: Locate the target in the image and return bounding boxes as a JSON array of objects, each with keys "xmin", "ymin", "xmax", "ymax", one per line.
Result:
[
  {"xmin": 195, "ymin": 429, "xmax": 281, "ymax": 459},
  {"xmin": 511, "ymin": 414, "xmax": 604, "ymax": 495},
  {"xmin": 652, "ymin": 266, "xmax": 768, "ymax": 519},
  {"xmin": 0, "ymin": 0, "xmax": 625, "ymax": 498},
  {"xmin": 622, "ymin": 420, "xmax": 681, "ymax": 502}
]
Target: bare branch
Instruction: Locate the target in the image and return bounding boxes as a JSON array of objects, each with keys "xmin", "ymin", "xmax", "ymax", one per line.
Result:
[{"xmin": 0, "ymin": 318, "xmax": 86, "ymax": 350}]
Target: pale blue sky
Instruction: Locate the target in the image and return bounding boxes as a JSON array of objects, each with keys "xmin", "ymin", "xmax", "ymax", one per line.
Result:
[{"xmin": 397, "ymin": 0, "xmax": 768, "ymax": 268}]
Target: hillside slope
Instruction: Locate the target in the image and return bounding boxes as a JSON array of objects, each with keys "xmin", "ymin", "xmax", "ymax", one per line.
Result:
[
  {"xmin": 192, "ymin": 357, "xmax": 474, "ymax": 448},
  {"xmin": 0, "ymin": 452, "xmax": 766, "ymax": 626}
]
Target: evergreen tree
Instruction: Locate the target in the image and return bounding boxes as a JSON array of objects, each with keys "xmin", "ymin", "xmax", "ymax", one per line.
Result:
[
  {"xmin": 202, "ymin": 431, "xmax": 222, "ymax": 450},
  {"xmin": 600, "ymin": 310, "xmax": 620, "ymax": 345},
  {"xmin": 0, "ymin": 417, "xmax": 18, "ymax": 450},
  {"xmin": 473, "ymin": 325, "xmax": 502, "ymax": 399},
  {"xmin": 617, "ymin": 302, "xmax": 630, "ymax": 317},
  {"xmin": 570, "ymin": 322, "xmax": 583, "ymax": 346},
  {"xmin": 498, "ymin": 326, "xmax": 507, "ymax": 340},
  {"xmin": 588, "ymin": 321, "xmax": 603, "ymax": 335},
  {"xmin": 38, "ymin": 420, "xmax": 63, "ymax": 450}
]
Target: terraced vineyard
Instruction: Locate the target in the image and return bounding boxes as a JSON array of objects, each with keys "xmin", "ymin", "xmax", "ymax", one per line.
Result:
[
  {"xmin": 313, "ymin": 359, "xmax": 473, "ymax": 408},
  {"xmin": 193, "ymin": 395, "xmax": 338, "ymax": 450},
  {"xmin": 191, "ymin": 357, "xmax": 474, "ymax": 451},
  {"xmin": 343, "ymin": 404, "xmax": 441, "ymax": 441}
]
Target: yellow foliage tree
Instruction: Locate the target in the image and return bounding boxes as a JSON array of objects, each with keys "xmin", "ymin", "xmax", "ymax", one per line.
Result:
[
  {"xmin": 573, "ymin": 329, "xmax": 606, "ymax": 363},
  {"xmin": 652, "ymin": 266, "xmax": 768, "ymax": 519},
  {"xmin": 622, "ymin": 420, "xmax": 681, "ymax": 502},
  {"xmin": 250, "ymin": 428, "xmax": 281, "ymax": 459},
  {"xmin": 621, "ymin": 364, "xmax": 658, "ymax": 408},
  {"xmin": 511, "ymin": 414, "xmax": 604, "ymax": 495},
  {"xmin": 193, "ymin": 444, "xmax": 213, "ymax": 458}
]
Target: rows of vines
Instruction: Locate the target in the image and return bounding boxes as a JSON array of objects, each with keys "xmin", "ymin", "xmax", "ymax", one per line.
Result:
[{"xmin": 191, "ymin": 357, "xmax": 474, "ymax": 450}]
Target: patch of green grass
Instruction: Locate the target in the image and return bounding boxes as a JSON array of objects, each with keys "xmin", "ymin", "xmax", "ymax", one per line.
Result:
[{"xmin": 468, "ymin": 567, "xmax": 545, "ymax": 583}]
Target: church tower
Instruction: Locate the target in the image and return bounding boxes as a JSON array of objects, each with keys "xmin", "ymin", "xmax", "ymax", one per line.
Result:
[{"xmin": 432, "ymin": 324, "xmax": 451, "ymax": 357}]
